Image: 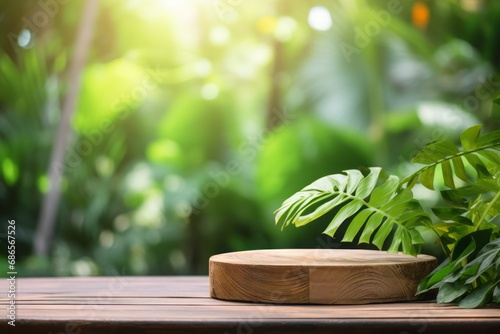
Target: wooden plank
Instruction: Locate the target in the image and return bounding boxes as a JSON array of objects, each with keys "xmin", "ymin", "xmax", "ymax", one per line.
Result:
[
  {"xmin": 2, "ymin": 297, "xmax": 500, "ymax": 318},
  {"xmin": 0, "ymin": 276, "xmax": 499, "ymax": 334},
  {"xmin": 210, "ymin": 249, "xmax": 437, "ymax": 304},
  {"xmin": 4, "ymin": 319, "xmax": 500, "ymax": 334},
  {"xmin": 0, "ymin": 276, "xmax": 207, "ymax": 298},
  {"xmin": 10, "ymin": 303, "xmax": 500, "ymax": 320}
]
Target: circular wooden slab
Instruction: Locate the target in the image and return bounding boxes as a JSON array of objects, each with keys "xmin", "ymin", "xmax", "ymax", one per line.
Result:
[{"xmin": 209, "ymin": 249, "xmax": 437, "ymax": 304}]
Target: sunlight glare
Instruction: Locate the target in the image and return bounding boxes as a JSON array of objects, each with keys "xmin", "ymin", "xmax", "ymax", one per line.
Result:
[
  {"xmin": 210, "ymin": 26, "xmax": 231, "ymax": 45},
  {"xmin": 308, "ymin": 6, "xmax": 332, "ymax": 31},
  {"xmin": 18, "ymin": 28, "xmax": 32, "ymax": 48},
  {"xmin": 201, "ymin": 83, "xmax": 219, "ymax": 100}
]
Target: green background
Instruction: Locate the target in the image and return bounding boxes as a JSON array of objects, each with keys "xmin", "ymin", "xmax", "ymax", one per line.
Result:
[{"xmin": 1, "ymin": 0, "xmax": 499, "ymax": 276}]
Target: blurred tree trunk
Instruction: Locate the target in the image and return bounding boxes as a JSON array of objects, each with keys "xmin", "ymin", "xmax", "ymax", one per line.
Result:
[
  {"xmin": 34, "ymin": 0, "xmax": 99, "ymax": 257},
  {"xmin": 265, "ymin": 1, "xmax": 286, "ymax": 131},
  {"xmin": 265, "ymin": 37, "xmax": 284, "ymax": 131}
]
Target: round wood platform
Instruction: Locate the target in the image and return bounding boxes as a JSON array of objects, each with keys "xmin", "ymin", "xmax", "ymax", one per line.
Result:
[{"xmin": 209, "ymin": 249, "xmax": 437, "ymax": 304}]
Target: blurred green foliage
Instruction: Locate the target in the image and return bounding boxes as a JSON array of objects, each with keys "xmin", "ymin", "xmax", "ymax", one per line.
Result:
[{"xmin": 0, "ymin": 0, "xmax": 499, "ymax": 276}]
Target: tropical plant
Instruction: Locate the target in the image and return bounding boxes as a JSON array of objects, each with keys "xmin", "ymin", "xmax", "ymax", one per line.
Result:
[{"xmin": 275, "ymin": 124, "xmax": 500, "ymax": 308}]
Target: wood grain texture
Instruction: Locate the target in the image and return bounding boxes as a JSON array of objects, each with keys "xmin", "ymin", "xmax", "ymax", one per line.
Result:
[
  {"xmin": 210, "ymin": 249, "xmax": 437, "ymax": 304},
  {"xmin": 0, "ymin": 276, "xmax": 499, "ymax": 334}
]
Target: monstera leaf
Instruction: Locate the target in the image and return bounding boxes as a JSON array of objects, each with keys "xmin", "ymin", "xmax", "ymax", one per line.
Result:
[{"xmin": 275, "ymin": 168, "xmax": 430, "ymax": 256}]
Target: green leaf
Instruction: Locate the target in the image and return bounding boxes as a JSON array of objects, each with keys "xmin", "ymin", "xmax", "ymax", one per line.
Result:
[
  {"xmin": 304, "ymin": 174, "xmax": 347, "ymax": 192},
  {"xmin": 460, "ymin": 124, "xmax": 482, "ymax": 151},
  {"xmin": 412, "ymin": 140, "xmax": 459, "ymax": 164},
  {"xmin": 477, "ymin": 251, "xmax": 498, "ymax": 275},
  {"xmin": 274, "ymin": 172, "xmax": 358, "ymax": 229},
  {"xmin": 342, "ymin": 209, "xmax": 373, "ymax": 242},
  {"xmin": 275, "ymin": 195, "xmax": 307, "ymax": 226},
  {"xmin": 397, "ymin": 208, "xmax": 429, "ymax": 225},
  {"xmin": 387, "ymin": 200, "xmax": 411, "ymax": 218},
  {"xmin": 432, "ymin": 207, "xmax": 473, "ymax": 225},
  {"xmin": 430, "ymin": 140, "xmax": 460, "ymax": 157},
  {"xmin": 411, "ymin": 145, "xmax": 438, "ymax": 165},
  {"xmin": 477, "ymin": 238, "xmax": 500, "ymax": 255},
  {"xmin": 478, "ymin": 150, "xmax": 500, "ymax": 165},
  {"xmin": 372, "ymin": 218, "xmax": 394, "ymax": 249},
  {"xmin": 437, "ymin": 282, "xmax": 469, "ymax": 304},
  {"xmin": 458, "ymin": 263, "xmax": 481, "ymax": 281},
  {"xmin": 441, "ymin": 189, "xmax": 468, "ymax": 208},
  {"xmin": 404, "ymin": 174, "xmax": 418, "ymax": 189},
  {"xmin": 368, "ymin": 175, "xmax": 399, "ymax": 207},
  {"xmin": 401, "ymin": 125, "xmax": 500, "ymax": 194},
  {"xmin": 417, "ymin": 258, "xmax": 451, "ymax": 293},
  {"xmin": 493, "ymin": 285, "xmax": 500, "ymax": 304},
  {"xmin": 408, "ymin": 228, "xmax": 425, "ymax": 245},
  {"xmin": 294, "ymin": 194, "xmax": 347, "ymax": 227},
  {"xmin": 276, "ymin": 167, "xmax": 427, "ymax": 255},
  {"xmin": 420, "ymin": 166, "xmax": 436, "ymax": 190},
  {"xmin": 441, "ymin": 159, "xmax": 455, "ymax": 189},
  {"xmin": 323, "ymin": 200, "xmax": 364, "ymax": 236},
  {"xmin": 432, "ymin": 207, "xmax": 467, "ymax": 220},
  {"xmin": 451, "ymin": 234, "xmax": 478, "ymax": 262},
  {"xmin": 464, "ymin": 153, "xmax": 487, "ymax": 174},
  {"xmin": 451, "ymin": 230, "xmax": 493, "ymax": 261},
  {"xmin": 359, "ymin": 211, "xmax": 385, "ymax": 244},
  {"xmin": 424, "ymin": 261, "xmax": 456, "ymax": 290},
  {"xmin": 345, "ymin": 169, "xmax": 364, "ymax": 194},
  {"xmin": 451, "ymin": 157, "xmax": 469, "ymax": 183},
  {"xmin": 356, "ymin": 167, "xmax": 381, "ymax": 199},
  {"xmin": 401, "ymin": 229, "xmax": 415, "ymax": 256},
  {"xmin": 458, "ymin": 281, "xmax": 496, "ymax": 308},
  {"xmin": 380, "ymin": 188, "xmax": 413, "ymax": 211},
  {"xmin": 453, "ymin": 216, "xmax": 474, "ymax": 225},
  {"xmin": 476, "ymin": 129, "xmax": 500, "ymax": 147},
  {"xmin": 388, "ymin": 227, "xmax": 403, "ymax": 253},
  {"xmin": 465, "ymin": 251, "xmax": 498, "ymax": 284},
  {"xmin": 423, "ymin": 239, "xmax": 477, "ymax": 290}
]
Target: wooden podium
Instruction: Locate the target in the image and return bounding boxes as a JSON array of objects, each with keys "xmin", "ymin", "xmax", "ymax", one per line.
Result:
[{"xmin": 209, "ymin": 249, "xmax": 437, "ymax": 304}]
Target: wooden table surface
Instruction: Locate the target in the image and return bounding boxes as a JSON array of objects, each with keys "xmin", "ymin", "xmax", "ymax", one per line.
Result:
[{"xmin": 0, "ymin": 276, "xmax": 499, "ymax": 334}]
